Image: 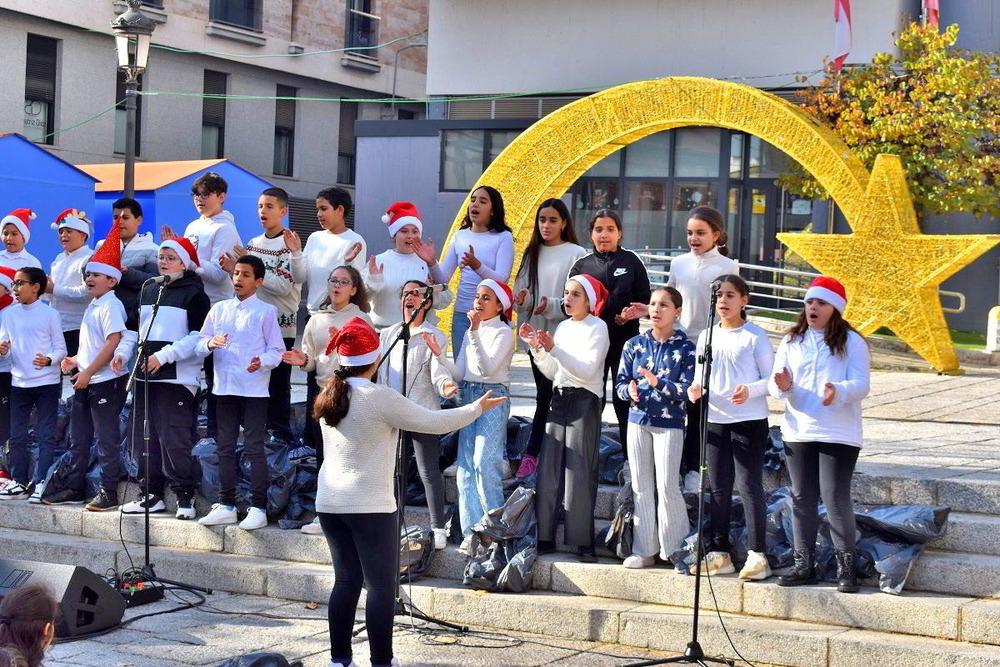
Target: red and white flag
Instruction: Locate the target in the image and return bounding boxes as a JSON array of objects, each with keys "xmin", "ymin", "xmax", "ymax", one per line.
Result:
[
  {"xmin": 833, "ymin": 0, "xmax": 852, "ymax": 71},
  {"xmin": 924, "ymin": 0, "xmax": 940, "ymax": 28}
]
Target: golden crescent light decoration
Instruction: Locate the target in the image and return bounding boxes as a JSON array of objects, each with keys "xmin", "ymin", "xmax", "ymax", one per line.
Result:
[{"xmin": 439, "ymin": 77, "xmax": 999, "ymax": 372}]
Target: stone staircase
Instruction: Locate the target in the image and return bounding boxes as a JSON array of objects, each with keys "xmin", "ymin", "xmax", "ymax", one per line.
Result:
[{"xmin": 2, "ymin": 466, "xmax": 1000, "ymax": 666}]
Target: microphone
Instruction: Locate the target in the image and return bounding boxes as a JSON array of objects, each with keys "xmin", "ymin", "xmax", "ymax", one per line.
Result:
[
  {"xmin": 423, "ymin": 283, "xmax": 448, "ymax": 294},
  {"xmin": 149, "ymin": 271, "xmax": 185, "ymax": 285},
  {"xmin": 710, "ymin": 279, "xmax": 724, "ymax": 294}
]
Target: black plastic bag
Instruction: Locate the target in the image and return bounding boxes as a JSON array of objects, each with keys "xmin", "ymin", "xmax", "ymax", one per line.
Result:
[
  {"xmin": 599, "ymin": 484, "xmax": 634, "ymax": 559},
  {"xmin": 192, "ymin": 437, "xmax": 220, "ymax": 503},
  {"xmin": 598, "ymin": 433, "xmax": 624, "ymax": 484},
  {"xmin": 399, "ymin": 525, "xmax": 434, "ymax": 582},
  {"xmin": 215, "ymin": 653, "xmax": 302, "ymax": 667},
  {"xmin": 462, "ymin": 487, "xmax": 537, "ymax": 592},
  {"xmin": 505, "ymin": 416, "xmax": 532, "ymax": 461},
  {"xmin": 40, "ymin": 450, "xmax": 83, "ymax": 501}
]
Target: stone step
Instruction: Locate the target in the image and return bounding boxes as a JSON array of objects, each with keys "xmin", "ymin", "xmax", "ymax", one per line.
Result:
[
  {"xmin": 908, "ymin": 550, "xmax": 1000, "ymax": 598},
  {"xmin": 932, "ymin": 511, "xmax": 1000, "ymax": 556}
]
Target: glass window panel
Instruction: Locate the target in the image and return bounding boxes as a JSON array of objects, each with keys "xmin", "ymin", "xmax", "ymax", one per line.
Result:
[
  {"xmin": 749, "ymin": 136, "xmax": 789, "ymax": 178},
  {"xmin": 487, "ymin": 130, "xmax": 519, "ymax": 163},
  {"xmin": 729, "ymin": 133, "xmax": 744, "ymax": 178},
  {"xmin": 727, "ymin": 187, "xmax": 742, "ymax": 259},
  {"xmin": 623, "ymin": 182, "xmax": 668, "ymax": 250},
  {"xmin": 624, "ymin": 131, "xmax": 670, "ymax": 177},
  {"xmin": 114, "ymin": 108, "xmax": 126, "ymax": 154},
  {"xmin": 584, "ymin": 150, "xmax": 622, "ymax": 177},
  {"xmin": 201, "ymin": 125, "xmax": 220, "ymax": 159},
  {"xmin": 274, "ymin": 131, "xmax": 293, "ymax": 176},
  {"xmin": 670, "ymin": 182, "xmax": 718, "ymax": 249},
  {"xmin": 748, "ymin": 187, "xmax": 767, "ymax": 264},
  {"xmin": 674, "ymin": 128, "xmax": 721, "ymax": 177},
  {"xmin": 23, "ymin": 100, "xmax": 49, "ymax": 143},
  {"xmin": 575, "ymin": 180, "xmax": 619, "ymax": 243},
  {"xmin": 441, "ymin": 130, "xmax": 485, "ymax": 191}
]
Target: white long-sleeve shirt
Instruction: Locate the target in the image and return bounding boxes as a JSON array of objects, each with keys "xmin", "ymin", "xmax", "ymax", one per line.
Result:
[
  {"xmin": 303, "ymin": 229, "xmax": 367, "ymax": 311},
  {"xmin": 76, "ymin": 291, "xmax": 128, "ymax": 386},
  {"xmin": 184, "ymin": 210, "xmax": 243, "ymax": 304},
  {"xmin": 49, "ymin": 245, "xmax": 94, "ymax": 331},
  {"xmin": 513, "ymin": 241, "xmax": 588, "ymax": 337},
  {"xmin": 430, "ymin": 228, "xmax": 514, "ymax": 312},
  {"xmin": 531, "ymin": 314, "xmax": 609, "ymax": 398},
  {"xmin": 246, "ymin": 231, "xmax": 306, "ymax": 338},
  {"xmin": 694, "ymin": 322, "xmax": 774, "ymax": 424},
  {"xmin": 196, "ymin": 293, "xmax": 285, "ymax": 397},
  {"xmin": 0, "ymin": 300, "xmax": 66, "ymax": 387},
  {"xmin": 0, "ymin": 249, "xmax": 41, "ymax": 271},
  {"xmin": 667, "ymin": 247, "xmax": 739, "ymax": 343},
  {"xmin": 377, "ymin": 321, "xmax": 453, "ymax": 411},
  {"xmin": 768, "ymin": 328, "xmax": 870, "ymax": 448},
  {"xmin": 300, "ymin": 304, "xmax": 373, "ymax": 386},
  {"xmin": 435, "ymin": 315, "xmax": 514, "ymax": 385},
  {"xmin": 363, "ymin": 250, "xmax": 452, "ymax": 328}
]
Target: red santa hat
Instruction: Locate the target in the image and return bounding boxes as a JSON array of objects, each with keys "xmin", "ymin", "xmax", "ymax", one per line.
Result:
[
  {"xmin": 1, "ymin": 208, "xmax": 36, "ymax": 244},
  {"xmin": 319, "ymin": 317, "xmax": 380, "ymax": 367},
  {"xmin": 0, "ymin": 266, "xmax": 15, "ymax": 292},
  {"xmin": 86, "ymin": 219, "xmax": 122, "ymax": 281},
  {"xmin": 567, "ymin": 274, "xmax": 609, "ymax": 316},
  {"xmin": 51, "ymin": 208, "xmax": 91, "ymax": 238},
  {"xmin": 160, "ymin": 237, "xmax": 200, "ymax": 270},
  {"xmin": 381, "ymin": 201, "xmax": 422, "ymax": 238},
  {"xmin": 804, "ymin": 276, "xmax": 847, "ymax": 314},
  {"xmin": 478, "ymin": 278, "xmax": 513, "ymax": 319}
]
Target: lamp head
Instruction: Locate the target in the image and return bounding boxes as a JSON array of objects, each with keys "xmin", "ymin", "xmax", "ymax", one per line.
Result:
[{"xmin": 111, "ymin": 0, "xmax": 156, "ymax": 73}]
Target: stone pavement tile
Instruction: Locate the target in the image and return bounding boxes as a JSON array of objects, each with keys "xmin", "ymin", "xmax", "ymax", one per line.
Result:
[
  {"xmin": 961, "ymin": 598, "xmax": 1000, "ymax": 646},
  {"xmin": 84, "ymin": 510, "xmax": 224, "ymax": 552},
  {"xmin": 829, "ymin": 628, "xmax": 1000, "ymax": 666},
  {"xmin": 0, "ymin": 501, "xmax": 83, "ymax": 535},
  {"xmin": 47, "ymin": 646, "xmax": 183, "ymax": 667}
]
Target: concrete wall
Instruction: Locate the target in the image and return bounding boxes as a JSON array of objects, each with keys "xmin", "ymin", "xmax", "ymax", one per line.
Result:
[
  {"xmin": 427, "ymin": 0, "xmax": 919, "ymax": 95},
  {"xmin": 941, "ymin": 0, "xmax": 999, "ymax": 52}
]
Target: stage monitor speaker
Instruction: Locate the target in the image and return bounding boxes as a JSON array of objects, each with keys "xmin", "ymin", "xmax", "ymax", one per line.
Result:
[{"xmin": 0, "ymin": 558, "xmax": 126, "ymax": 638}]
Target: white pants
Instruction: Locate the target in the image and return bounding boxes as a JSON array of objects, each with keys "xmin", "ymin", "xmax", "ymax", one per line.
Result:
[{"xmin": 627, "ymin": 423, "xmax": 690, "ymax": 559}]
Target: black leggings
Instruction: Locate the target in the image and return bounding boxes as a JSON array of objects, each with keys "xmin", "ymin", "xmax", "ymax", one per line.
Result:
[
  {"xmin": 601, "ymin": 337, "xmax": 630, "ymax": 452},
  {"xmin": 784, "ymin": 441, "xmax": 860, "ymax": 552},
  {"xmin": 524, "ymin": 354, "xmax": 554, "ymax": 458},
  {"xmin": 705, "ymin": 419, "xmax": 769, "ymax": 552},
  {"xmin": 319, "ymin": 511, "xmax": 398, "ymax": 667},
  {"xmin": 406, "ymin": 431, "xmax": 445, "ymax": 529},
  {"xmin": 681, "ymin": 399, "xmax": 702, "ymax": 475}
]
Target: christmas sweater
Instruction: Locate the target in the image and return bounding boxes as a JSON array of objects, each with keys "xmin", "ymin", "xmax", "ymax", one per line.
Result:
[
  {"xmin": 615, "ymin": 329, "xmax": 696, "ymax": 429},
  {"xmin": 246, "ymin": 231, "xmax": 306, "ymax": 338}
]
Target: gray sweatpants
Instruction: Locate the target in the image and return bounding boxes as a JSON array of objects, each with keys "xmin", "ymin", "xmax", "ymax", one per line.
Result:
[{"xmin": 627, "ymin": 423, "xmax": 690, "ymax": 559}]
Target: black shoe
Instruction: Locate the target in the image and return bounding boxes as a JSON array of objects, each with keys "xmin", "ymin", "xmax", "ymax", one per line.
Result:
[
  {"xmin": 537, "ymin": 540, "xmax": 557, "ymax": 555},
  {"xmin": 577, "ymin": 546, "xmax": 597, "ymax": 563},
  {"xmin": 175, "ymin": 493, "xmax": 196, "ymax": 520},
  {"xmin": 835, "ymin": 549, "xmax": 859, "ymax": 593},
  {"xmin": 85, "ymin": 489, "xmax": 119, "ymax": 512},
  {"xmin": 777, "ymin": 549, "xmax": 818, "ymax": 587},
  {"xmin": 41, "ymin": 488, "xmax": 87, "ymax": 505}
]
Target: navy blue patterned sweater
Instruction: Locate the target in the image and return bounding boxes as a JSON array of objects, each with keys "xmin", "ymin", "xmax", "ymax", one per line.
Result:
[{"xmin": 615, "ymin": 329, "xmax": 696, "ymax": 429}]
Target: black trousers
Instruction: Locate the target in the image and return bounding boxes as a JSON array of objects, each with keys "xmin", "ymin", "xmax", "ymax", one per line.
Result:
[
  {"xmin": 62, "ymin": 329, "xmax": 80, "ymax": 387},
  {"xmin": 8, "ymin": 383, "xmax": 60, "ymax": 485},
  {"xmin": 601, "ymin": 337, "xmax": 630, "ymax": 454},
  {"xmin": 265, "ymin": 337, "xmax": 295, "ymax": 441},
  {"xmin": 705, "ymin": 419, "xmax": 770, "ymax": 552},
  {"xmin": 130, "ymin": 382, "xmax": 198, "ymax": 498},
  {"xmin": 0, "ymin": 371, "xmax": 10, "ymax": 455},
  {"xmin": 203, "ymin": 356, "xmax": 217, "ymax": 438},
  {"xmin": 524, "ymin": 354, "xmax": 554, "ymax": 458},
  {"xmin": 68, "ymin": 377, "xmax": 126, "ymax": 494},
  {"xmin": 304, "ymin": 371, "xmax": 325, "ymax": 468},
  {"xmin": 405, "ymin": 431, "xmax": 445, "ymax": 529},
  {"xmin": 681, "ymin": 399, "xmax": 702, "ymax": 475},
  {"xmin": 319, "ymin": 511, "xmax": 398, "ymax": 667},
  {"xmin": 785, "ymin": 440, "xmax": 860, "ymax": 552},
  {"xmin": 216, "ymin": 394, "xmax": 269, "ymax": 509},
  {"xmin": 536, "ymin": 387, "xmax": 600, "ymax": 547}
]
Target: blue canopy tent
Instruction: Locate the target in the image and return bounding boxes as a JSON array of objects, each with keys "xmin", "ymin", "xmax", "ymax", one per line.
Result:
[{"xmin": 0, "ymin": 133, "xmax": 98, "ymax": 270}]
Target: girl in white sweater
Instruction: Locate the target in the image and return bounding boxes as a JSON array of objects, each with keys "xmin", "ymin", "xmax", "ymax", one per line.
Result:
[
  {"xmin": 315, "ymin": 316, "xmax": 505, "ymax": 667},
  {"xmin": 519, "ymin": 274, "xmax": 610, "ymax": 562},
  {"xmin": 769, "ymin": 276, "xmax": 870, "ymax": 593},
  {"xmin": 668, "ymin": 205, "xmax": 740, "ymax": 487},
  {"xmin": 512, "ymin": 199, "xmax": 587, "ymax": 478},
  {"xmin": 688, "ymin": 274, "xmax": 774, "ymax": 580},
  {"xmin": 378, "ymin": 280, "xmax": 457, "ymax": 550},
  {"xmin": 424, "ymin": 279, "xmax": 514, "ymax": 551}
]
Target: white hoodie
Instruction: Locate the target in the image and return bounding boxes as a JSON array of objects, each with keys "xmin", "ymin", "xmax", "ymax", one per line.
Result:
[{"xmin": 183, "ymin": 210, "xmax": 242, "ymax": 304}]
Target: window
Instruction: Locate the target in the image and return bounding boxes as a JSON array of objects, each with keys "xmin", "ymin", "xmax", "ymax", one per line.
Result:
[
  {"xmin": 337, "ymin": 101, "xmax": 358, "ymax": 185},
  {"xmin": 346, "ymin": 1, "xmax": 379, "ymax": 56},
  {"xmin": 440, "ymin": 129, "xmax": 525, "ymax": 191},
  {"xmin": 625, "ymin": 131, "xmax": 671, "ymax": 177},
  {"xmin": 210, "ymin": 0, "xmax": 262, "ymax": 31},
  {"xmin": 273, "ymin": 85, "xmax": 296, "ymax": 176},
  {"xmin": 114, "ymin": 71, "xmax": 142, "ymax": 155},
  {"xmin": 24, "ymin": 34, "xmax": 57, "ymax": 145},
  {"xmin": 201, "ymin": 70, "xmax": 227, "ymax": 159},
  {"xmin": 141, "ymin": 0, "xmax": 164, "ymax": 7},
  {"xmin": 674, "ymin": 127, "xmax": 721, "ymax": 177}
]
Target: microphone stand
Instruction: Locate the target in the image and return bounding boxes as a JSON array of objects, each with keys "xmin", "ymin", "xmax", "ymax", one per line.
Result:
[
  {"xmin": 121, "ymin": 277, "xmax": 212, "ymax": 605},
  {"xmin": 622, "ymin": 286, "xmax": 732, "ymax": 667},
  {"xmin": 354, "ymin": 286, "xmax": 466, "ymax": 634}
]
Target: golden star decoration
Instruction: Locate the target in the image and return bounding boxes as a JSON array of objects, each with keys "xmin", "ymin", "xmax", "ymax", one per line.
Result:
[{"xmin": 778, "ymin": 155, "xmax": 1000, "ymax": 372}]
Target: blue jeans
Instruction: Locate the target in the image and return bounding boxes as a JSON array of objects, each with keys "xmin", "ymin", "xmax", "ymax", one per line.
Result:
[
  {"xmin": 451, "ymin": 310, "xmax": 470, "ymax": 361},
  {"xmin": 8, "ymin": 383, "xmax": 60, "ymax": 484},
  {"xmin": 457, "ymin": 381, "xmax": 510, "ymax": 536}
]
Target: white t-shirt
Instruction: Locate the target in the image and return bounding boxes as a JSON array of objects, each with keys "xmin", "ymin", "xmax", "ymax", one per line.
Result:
[
  {"xmin": 303, "ymin": 229, "xmax": 367, "ymax": 311},
  {"xmin": 77, "ymin": 291, "xmax": 128, "ymax": 386}
]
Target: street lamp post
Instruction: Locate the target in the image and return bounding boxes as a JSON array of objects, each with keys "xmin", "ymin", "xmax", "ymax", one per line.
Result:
[
  {"xmin": 390, "ymin": 41, "xmax": 428, "ymax": 117},
  {"xmin": 111, "ymin": 0, "xmax": 156, "ymax": 199}
]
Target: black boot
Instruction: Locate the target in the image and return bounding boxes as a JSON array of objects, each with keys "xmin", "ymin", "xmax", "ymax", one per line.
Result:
[
  {"xmin": 777, "ymin": 549, "xmax": 817, "ymax": 587},
  {"xmin": 835, "ymin": 549, "xmax": 859, "ymax": 593}
]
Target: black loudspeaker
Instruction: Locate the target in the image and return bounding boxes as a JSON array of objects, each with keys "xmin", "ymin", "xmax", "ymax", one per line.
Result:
[{"xmin": 0, "ymin": 558, "xmax": 126, "ymax": 638}]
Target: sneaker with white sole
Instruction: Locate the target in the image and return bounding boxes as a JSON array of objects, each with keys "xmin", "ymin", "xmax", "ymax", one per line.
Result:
[
  {"xmin": 121, "ymin": 494, "xmax": 166, "ymax": 514},
  {"xmin": 683, "ymin": 470, "xmax": 701, "ymax": 493},
  {"xmin": 0, "ymin": 482, "xmax": 28, "ymax": 500},
  {"xmin": 433, "ymin": 528, "xmax": 448, "ymax": 550},
  {"xmin": 739, "ymin": 549, "xmax": 772, "ymax": 581},
  {"xmin": 622, "ymin": 554, "xmax": 656, "ymax": 569},
  {"xmin": 28, "ymin": 481, "xmax": 45, "ymax": 504},
  {"xmin": 301, "ymin": 516, "xmax": 323, "ymax": 535},
  {"xmin": 457, "ymin": 535, "xmax": 475, "ymax": 556},
  {"xmin": 198, "ymin": 503, "xmax": 238, "ymax": 526},
  {"xmin": 689, "ymin": 551, "xmax": 736, "ymax": 575},
  {"xmin": 238, "ymin": 507, "xmax": 268, "ymax": 531},
  {"xmin": 175, "ymin": 495, "xmax": 196, "ymax": 520}
]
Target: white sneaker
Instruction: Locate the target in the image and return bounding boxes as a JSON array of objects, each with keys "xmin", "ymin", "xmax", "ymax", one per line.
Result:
[
  {"xmin": 0, "ymin": 482, "xmax": 28, "ymax": 500},
  {"xmin": 238, "ymin": 507, "xmax": 268, "ymax": 531},
  {"xmin": 739, "ymin": 550, "xmax": 772, "ymax": 581},
  {"xmin": 683, "ymin": 470, "xmax": 701, "ymax": 493},
  {"xmin": 457, "ymin": 535, "xmax": 475, "ymax": 556},
  {"xmin": 328, "ymin": 661, "xmax": 360, "ymax": 667},
  {"xmin": 28, "ymin": 481, "xmax": 45, "ymax": 504},
  {"xmin": 175, "ymin": 498, "xmax": 196, "ymax": 521},
  {"xmin": 301, "ymin": 516, "xmax": 323, "ymax": 535},
  {"xmin": 198, "ymin": 503, "xmax": 238, "ymax": 526},
  {"xmin": 622, "ymin": 554, "xmax": 656, "ymax": 569},
  {"xmin": 121, "ymin": 494, "xmax": 166, "ymax": 514},
  {"xmin": 433, "ymin": 528, "xmax": 448, "ymax": 550},
  {"xmin": 689, "ymin": 551, "xmax": 736, "ymax": 575}
]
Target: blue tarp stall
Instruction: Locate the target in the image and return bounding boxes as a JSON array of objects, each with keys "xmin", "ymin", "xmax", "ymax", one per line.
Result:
[
  {"xmin": 77, "ymin": 159, "xmax": 275, "ymax": 245},
  {"xmin": 0, "ymin": 133, "xmax": 98, "ymax": 271}
]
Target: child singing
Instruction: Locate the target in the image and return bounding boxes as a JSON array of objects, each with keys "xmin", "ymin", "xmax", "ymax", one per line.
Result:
[
  {"xmin": 519, "ymin": 274, "xmax": 609, "ymax": 562},
  {"xmin": 615, "ymin": 286, "xmax": 695, "ymax": 569}
]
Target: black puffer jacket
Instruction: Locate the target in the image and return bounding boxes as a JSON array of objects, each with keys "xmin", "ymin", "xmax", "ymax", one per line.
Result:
[
  {"xmin": 135, "ymin": 271, "xmax": 211, "ymax": 390},
  {"xmin": 570, "ymin": 248, "xmax": 651, "ymax": 346}
]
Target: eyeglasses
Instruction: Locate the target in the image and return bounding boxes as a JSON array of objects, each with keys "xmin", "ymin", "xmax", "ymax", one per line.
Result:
[
  {"xmin": 328, "ymin": 278, "xmax": 353, "ymax": 287},
  {"xmin": 401, "ymin": 289, "xmax": 424, "ymax": 298},
  {"xmin": 191, "ymin": 191, "xmax": 213, "ymax": 199},
  {"xmin": 12, "ymin": 280, "xmax": 30, "ymax": 287}
]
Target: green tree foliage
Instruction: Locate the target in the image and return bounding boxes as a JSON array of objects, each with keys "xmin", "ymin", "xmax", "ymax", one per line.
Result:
[{"xmin": 779, "ymin": 23, "xmax": 999, "ymax": 219}]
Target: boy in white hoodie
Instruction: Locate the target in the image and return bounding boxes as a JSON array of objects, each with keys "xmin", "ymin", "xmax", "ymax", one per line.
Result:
[{"xmin": 46, "ymin": 209, "xmax": 94, "ymax": 361}]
